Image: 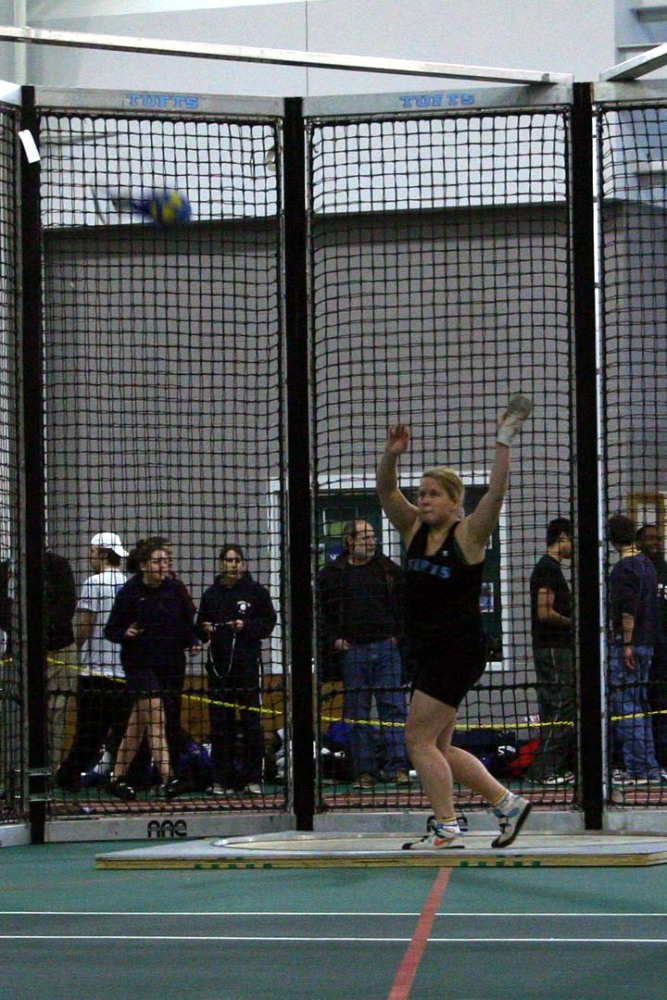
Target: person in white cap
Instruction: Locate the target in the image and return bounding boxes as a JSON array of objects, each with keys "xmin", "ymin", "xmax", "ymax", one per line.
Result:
[{"xmin": 56, "ymin": 532, "xmax": 130, "ymax": 792}]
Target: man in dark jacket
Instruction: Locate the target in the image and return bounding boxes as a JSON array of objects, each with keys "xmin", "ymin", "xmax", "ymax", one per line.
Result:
[
  {"xmin": 608, "ymin": 514, "xmax": 662, "ymax": 785},
  {"xmin": 45, "ymin": 548, "xmax": 78, "ymax": 774},
  {"xmin": 637, "ymin": 523, "xmax": 667, "ymax": 767},
  {"xmin": 197, "ymin": 545, "xmax": 277, "ymax": 796},
  {"xmin": 524, "ymin": 518, "xmax": 576, "ymax": 785},
  {"xmin": 317, "ymin": 520, "xmax": 409, "ymax": 787}
]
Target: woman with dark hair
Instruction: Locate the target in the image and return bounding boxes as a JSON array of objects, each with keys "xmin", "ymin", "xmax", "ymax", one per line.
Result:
[
  {"xmin": 104, "ymin": 538, "xmax": 200, "ymax": 799},
  {"xmin": 198, "ymin": 545, "xmax": 277, "ymax": 796}
]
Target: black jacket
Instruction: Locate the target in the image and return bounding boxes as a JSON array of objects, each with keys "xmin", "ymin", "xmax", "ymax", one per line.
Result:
[
  {"xmin": 45, "ymin": 550, "xmax": 77, "ymax": 651},
  {"xmin": 316, "ymin": 550, "xmax": 404, "ymax": 681},
  {"xmin": 0, "ymin": 552, "xmax": 77, "ymax": 654},
  {"xmin": 197, "ymin": 572, "xmax": 277, "ymax": 682},
  {"xmin": 105, "ymin": 574, "xmax": 197, "ymax": 674}
]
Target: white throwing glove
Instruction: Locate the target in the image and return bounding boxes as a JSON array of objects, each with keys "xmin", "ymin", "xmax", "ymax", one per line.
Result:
[{"xmin": 497, "ymin": 393, "xmax": 533, "ymax": 447}]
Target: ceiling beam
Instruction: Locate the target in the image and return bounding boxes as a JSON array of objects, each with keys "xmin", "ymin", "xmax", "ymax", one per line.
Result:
[
  {"xmin": 601, "ymin": 40, "xmax": 667, "ymax": 80},
  {"xmin": 0, "ymin": 24, "xmax": 573, "ymax": 84}
]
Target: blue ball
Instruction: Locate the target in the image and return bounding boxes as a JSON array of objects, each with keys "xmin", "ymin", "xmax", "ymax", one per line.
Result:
[{"xmin": 146, "ymin": 190, "xmax": 191, "ymax": 226}]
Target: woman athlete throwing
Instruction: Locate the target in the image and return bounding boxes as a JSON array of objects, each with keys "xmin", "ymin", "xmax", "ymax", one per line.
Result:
[{"xmin": 376, "ymin": 397, "xmax": 532, "ymax": 849}]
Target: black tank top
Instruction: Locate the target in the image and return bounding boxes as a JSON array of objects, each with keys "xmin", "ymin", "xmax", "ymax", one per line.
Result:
[{"xmin": 404, "ymin": 521, "xmax": 484, "ymax": 644}]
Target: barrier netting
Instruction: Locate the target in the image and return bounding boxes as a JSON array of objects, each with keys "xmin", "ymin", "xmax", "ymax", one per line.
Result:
[
  {"xmin": 309, "ymin": 107, "xmax": 577, "ymax": 810},
  {"xmin": 6, "ymin": 86, "xmax": 667, "ymax": 830},
  {"xmin": 37, "ymin": 106, "xmax": 288, "ymax": 816},
  {"xmin": 598, "ymin": 101, "xmax": 667, "ymax": 806},
  {"xmin": 0, "ymin": 103, "xmax": 20, "ymax": 825}
]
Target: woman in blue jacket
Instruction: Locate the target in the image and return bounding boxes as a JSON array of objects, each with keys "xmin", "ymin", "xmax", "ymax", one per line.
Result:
[
  {"xmin": 105, "ymin": 538, "xmax": 200, "ymax": 799},
  {"xmin": 198, "ymin": 544, "xmax": 277, "ymax": 795}
]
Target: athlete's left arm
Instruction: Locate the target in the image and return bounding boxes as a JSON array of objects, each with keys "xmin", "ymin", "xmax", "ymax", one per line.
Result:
[{"xmin": 457, "ymin": 418, "xmax": 511, "ymax": 562}]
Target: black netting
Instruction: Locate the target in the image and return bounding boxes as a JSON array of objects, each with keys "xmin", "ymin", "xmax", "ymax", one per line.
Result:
[
  {"xmin": 310, "ymin": 109, "xmax": 576, "ymax": 812},
  {"xmin": 37, "ymin": 107, "xmax": 287, "ymax": 816},
  {"xmin": 599, "ymin": 103, "xmax": 667, "ymax": 807},
  {"xmin": 11, "ymin": 84, "xmax": 667, "ymax": 835},
  {"xmin": 0, "ymin": 103, "xmax": 21, "ymax": 824}
]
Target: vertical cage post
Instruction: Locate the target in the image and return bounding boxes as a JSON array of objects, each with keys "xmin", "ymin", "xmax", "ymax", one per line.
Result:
[
  {"xmin": 19, "ymin": 86, "xmax": 48, "ymax": 843},
  {"xmin": 283, "ymin": 97, "xmax": 315, "ymax": 829},
  {"xmin": 572, "ymin": 82, "xmax": 604, "ymax": 829}
]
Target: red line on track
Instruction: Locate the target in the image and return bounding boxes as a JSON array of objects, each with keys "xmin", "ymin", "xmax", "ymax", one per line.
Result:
[{"xmin": 387, "ymin": 867, "xmax": 452, "ymax": 1000}]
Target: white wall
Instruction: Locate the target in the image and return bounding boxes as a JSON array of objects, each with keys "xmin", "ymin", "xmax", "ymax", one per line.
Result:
[{"xmin": 0, "ymin": 0, "xmax": 617, "ymax": 96}]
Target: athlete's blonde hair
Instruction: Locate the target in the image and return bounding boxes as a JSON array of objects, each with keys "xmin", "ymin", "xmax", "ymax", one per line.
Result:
[{"xmin": 422, "ymin": 467, "xmax": 465, "ymax": 505}]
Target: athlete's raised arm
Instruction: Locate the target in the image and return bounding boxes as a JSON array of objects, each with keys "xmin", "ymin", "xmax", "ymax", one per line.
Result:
[{"xmin": 377, "ymin": 424, "xmax": 421, "ymax": 543}]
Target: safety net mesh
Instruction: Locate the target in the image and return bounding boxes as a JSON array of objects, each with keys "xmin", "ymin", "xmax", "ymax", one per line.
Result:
[
  {"xmin": 36, "ymin": 105, "xmax": 288, "ymax": 818},
  {"xmin": 16, "ymin": 85, "xmax": 667, "ymax": 833},
  {"xmin": 0, "ymin": 103, "xmax": 21, "ymax": 825},
  {"xmin": 309, "ymin": 107, "xmax": 577, "ymax": 812},
  {"xmin": 598, "ymin": 101, "xmax": 667, "ymax": 807}
]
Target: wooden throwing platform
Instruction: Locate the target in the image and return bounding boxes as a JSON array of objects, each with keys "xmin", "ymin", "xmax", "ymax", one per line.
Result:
[{"xmin": 95, "ymin": 830, "xmax": 667, "ymax": 869}]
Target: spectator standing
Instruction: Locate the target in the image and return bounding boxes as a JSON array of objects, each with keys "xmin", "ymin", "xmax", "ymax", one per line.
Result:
[
  {"xmin": 198, "ymin": 545, "xmax": 277, "ymax": 796},
  {"xmin": 524, "ymin": 518, "xmax": 576, "ymax": 785},
  {"xmin": 45, "ymin": 548, "xmax": 78, "ymax": 773},
  {"xmin": 104, "ymin": 539, "xmax": 200, "ymax": 799},
  {"xmin": 608, "ymin": 514, "xmax": 663, "ymax": 785},
  {"xmin": 56, "ymin": 532, "xmax": 130, "ymax": 791},
  {"xmin": 317, "ymin": 520, "xmax": 409, "ymax": 787},
  {"xmin": 637, "ymin": 523, "xmax": 667, "ymax": 768},
  {"xmin": 126, "ymin": 535, "xmax": 196, "ymax": 777}
]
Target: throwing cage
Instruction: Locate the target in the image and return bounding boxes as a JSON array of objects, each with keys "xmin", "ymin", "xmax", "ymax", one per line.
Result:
[{"xmin": 0, "ymin": 75, "xmax": 666, "ymax": 843}]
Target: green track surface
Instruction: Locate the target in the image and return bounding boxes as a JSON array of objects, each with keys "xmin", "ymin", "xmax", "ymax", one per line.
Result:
[{"xmin": 1, "ymin": 841, "xmax": 666, "ymax": 998}]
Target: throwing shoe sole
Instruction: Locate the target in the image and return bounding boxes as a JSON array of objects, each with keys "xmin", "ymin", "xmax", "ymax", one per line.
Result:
[{"xmin": 491, "ymin": 796, "xmax": 532, "ymax": 848}]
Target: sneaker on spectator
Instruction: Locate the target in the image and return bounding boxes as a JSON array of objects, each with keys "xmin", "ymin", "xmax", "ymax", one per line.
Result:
[
  {"xmin": 353, "ymin": 773, "xmax": 375, "ymax": 788},
  {"xmin": 55, "ymin": 767, "xmax": 81, "ymax": 793},
  {"xmin": 543, "ymin": 772, "xmax": 575, "ymax": 786},
  {"xmin": 165, "ymin": 777, "xmax": 195, "ymax": 800},
  {"xmin": 394, "ymin": 770, "xmax": 412, "ymax": 785},
  {"xmin": 211, "ymin": 783, "xmax": 237, "ymax": 796},
  {"xmin": 245, "ymin": 783, "xmax": 263, "ymax": 795},
  {"xmin": 612, "ymin": 773, "xmax": 649, "ymax": 786},
  {"xmin": 108, "ymin": 779, "xmax": 136, "ymax": 801}
]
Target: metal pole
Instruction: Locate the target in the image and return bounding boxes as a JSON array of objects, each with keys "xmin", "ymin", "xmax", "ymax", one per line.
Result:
[
  {"xmin": 601, "ymin": 41, "xmax": 667, "ymax": 81},
  {"xmin": 19, "ymin": 84, "xmax": 48, "ymax": 844},
  {"xmin": 12, "ymin": 1, "xmax": 27, "ymax": 85},
  {"xmin": 0, "ymin": 24, "xmax": 573, "ymax": 85},
  {"xmin": 283, "ymin": 97, "xmax": 315, "ymax": 831},
  {"xmin": 571, "ymin": 82, "xmax": 604, "ymax": 830}
]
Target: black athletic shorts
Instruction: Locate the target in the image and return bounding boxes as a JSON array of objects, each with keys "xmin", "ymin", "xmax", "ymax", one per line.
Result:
[
  {"xmin": 409, "ymin": 634, "xmax": 488, "ymax": 709},
  {"xmin": 123, "ymin": 666, "xmax": 165, "ymax": 697}
]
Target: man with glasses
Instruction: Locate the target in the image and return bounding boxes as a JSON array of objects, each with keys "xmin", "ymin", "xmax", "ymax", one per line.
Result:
[{"xmin": 317, "ymin": 520, "xmax": 409, "ymax": 788}]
